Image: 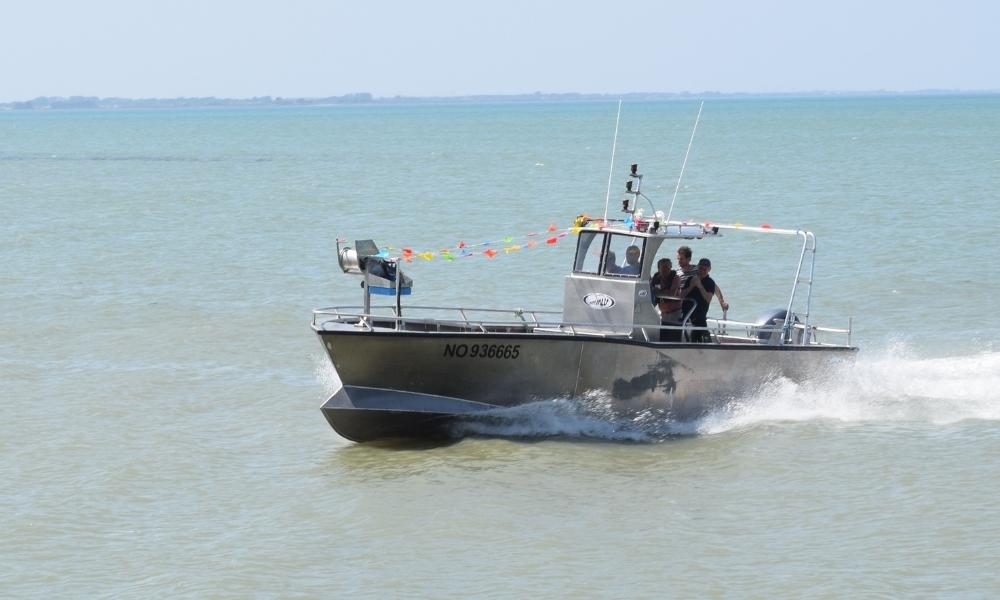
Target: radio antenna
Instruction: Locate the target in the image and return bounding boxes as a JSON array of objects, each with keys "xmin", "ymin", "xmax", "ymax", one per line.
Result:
[
  {"xmin": 602, "ymin": 99, "xmax": 623, "ymax": 222},
  {"xmin": 665, "ymin": 100, "xmax": 704, "ymax": 224}
]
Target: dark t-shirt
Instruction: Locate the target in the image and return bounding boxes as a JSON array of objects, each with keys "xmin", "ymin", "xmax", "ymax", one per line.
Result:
[{"xmin": 685, "ymin": 275, "xmax": 716, "ymax": 322}]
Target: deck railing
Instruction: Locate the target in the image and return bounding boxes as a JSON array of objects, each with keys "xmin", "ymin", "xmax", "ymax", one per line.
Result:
[{"xmin": 312, "ymin": 305, "xmax": 854, "ymax": 348}]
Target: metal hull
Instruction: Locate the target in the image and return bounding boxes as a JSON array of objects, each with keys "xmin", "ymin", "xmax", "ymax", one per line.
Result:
[
  {"xmin": 321, "ymin": 386, "xmax": 497, "ymax": 441},
  {"xmin": 317, "ymin": 328, "xmax": 856, "ymax": 442}
]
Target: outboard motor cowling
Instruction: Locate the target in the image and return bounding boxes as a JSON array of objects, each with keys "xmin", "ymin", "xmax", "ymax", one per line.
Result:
[{"xmin": 755, "ymin": 308, "xmax": 801, "ymax": 345}]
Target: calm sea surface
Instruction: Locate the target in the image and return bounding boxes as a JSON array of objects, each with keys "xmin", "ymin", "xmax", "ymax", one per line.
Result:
[{"xmin": 3, "ymin": 96, "xmax": 999, "ymax": 597}]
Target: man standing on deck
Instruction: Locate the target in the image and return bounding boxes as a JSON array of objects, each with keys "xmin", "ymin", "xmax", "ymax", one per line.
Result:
[
  {"xmin": 685, "ymin": 258, "xmax": 718, "ymax": 343},
  {"xmin": 676, "ymin": 245, "xmax": 698, "ymax": 287},
  {"xmin": 676, "ymin": 246, "xmax": 698, "ymax": 326},
  {"xmin": 678, "ymin": 245, "xmax": 729, "ymax": 324}
]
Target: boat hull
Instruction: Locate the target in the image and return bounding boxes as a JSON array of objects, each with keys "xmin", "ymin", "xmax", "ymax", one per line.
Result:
[
  {"xmin": 317, "ymin": 328, "xmax": 855, "ymax": 441},
  {"xmin": 321, "ymin": 386, "xmax": 495, "ymax": 442}
]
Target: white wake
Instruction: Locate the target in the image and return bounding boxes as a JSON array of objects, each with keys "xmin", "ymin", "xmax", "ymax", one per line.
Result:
[{"xmin": 456, "ymin": 347, "xmax": 1000, "ymax": 441}]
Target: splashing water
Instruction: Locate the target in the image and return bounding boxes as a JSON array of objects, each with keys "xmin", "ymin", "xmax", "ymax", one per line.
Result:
[
  {"xmin": 314, "ymin": 348, "xmax": 1000, "ymax": 441},
  {"xmin": 312, "ymin": 353, "xmax": 341, "ymax": 399},
  {"xmin": 452, "ymin": 393, "xmax": 657, "ymax": 442},
  {"xmin": 702, "ymin": 346, "xmax": 1000, "ymax": 433}
]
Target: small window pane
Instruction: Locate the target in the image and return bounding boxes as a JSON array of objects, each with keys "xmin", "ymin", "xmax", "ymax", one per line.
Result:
[{"xmin": 574, "ymin": 232, "xmax": 604, "ymax": 274}]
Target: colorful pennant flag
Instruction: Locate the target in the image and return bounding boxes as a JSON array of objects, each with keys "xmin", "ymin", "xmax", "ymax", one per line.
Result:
[{"xmin": 373, "ymin": 218, "xmax": 593, "ymax": 264}]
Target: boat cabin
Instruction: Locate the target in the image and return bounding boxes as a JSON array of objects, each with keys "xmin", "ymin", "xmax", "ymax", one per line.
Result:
[{"xmin": 563, "ymin": 224, "xmax": 717, "ymax": 337}]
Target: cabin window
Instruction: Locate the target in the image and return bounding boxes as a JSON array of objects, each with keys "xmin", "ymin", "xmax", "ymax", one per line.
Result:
[
  {"xmin": 573, "ymin": 232, "xmax": 605, "ymax": 274},
  {"xmin": 604, "ymin": 234, "xmax": 646, "ymax": 278}
]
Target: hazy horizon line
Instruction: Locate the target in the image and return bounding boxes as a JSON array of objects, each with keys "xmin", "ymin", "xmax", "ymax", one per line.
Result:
[{"xmin": 3, "ymin": 88, "xmax": 999, "ymax": 108}]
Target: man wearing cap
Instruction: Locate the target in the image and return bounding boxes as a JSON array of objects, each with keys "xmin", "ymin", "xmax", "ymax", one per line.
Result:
[{"xmin": 684, "ymin": 257, "xmax": 718, "ymax": 343}]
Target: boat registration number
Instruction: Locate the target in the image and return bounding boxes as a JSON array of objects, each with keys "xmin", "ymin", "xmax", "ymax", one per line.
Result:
[{"xmin": 443, "ymin": 343, "xmax": 521, "ymax": 359}]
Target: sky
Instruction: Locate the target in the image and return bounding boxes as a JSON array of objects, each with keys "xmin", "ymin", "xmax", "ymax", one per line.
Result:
[{"xmin": 1, "ymin": 0, "xmax": 997, "ymax": 102}]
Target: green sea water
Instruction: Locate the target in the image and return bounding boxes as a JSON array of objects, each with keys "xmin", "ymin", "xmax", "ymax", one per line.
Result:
[{"xmin": 2, "ymin": 96, "xmax": 999, "ymax": 597}]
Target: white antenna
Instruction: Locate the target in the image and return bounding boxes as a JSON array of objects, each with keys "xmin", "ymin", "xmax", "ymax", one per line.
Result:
[
  {"xmin": 665, "ymin": 100, "xmax": 704, "ymax": 224},
  {"xmin": 602, "ymin": 99, "xmax": 623, "ymax": 222}
]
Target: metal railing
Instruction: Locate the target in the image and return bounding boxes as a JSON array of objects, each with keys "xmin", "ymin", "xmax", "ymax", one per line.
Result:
[{"xmin": 312, "ymin": 305, "xmax": 854, "ymax": 347}]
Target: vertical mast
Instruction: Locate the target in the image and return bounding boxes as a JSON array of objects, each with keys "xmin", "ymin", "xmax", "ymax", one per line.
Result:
[
  {"xmin": 665, "ymin": 101, "xmax": 704, "ymax": 225},
  {"xmin": 602, "ymin": 99, "xmax": 623, "ymax": 222}
]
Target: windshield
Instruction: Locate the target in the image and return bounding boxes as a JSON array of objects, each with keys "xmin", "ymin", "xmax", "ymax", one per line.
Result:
[{"xmin": 604, "ymin": 234, "xmax": 645, "ymax": 278}]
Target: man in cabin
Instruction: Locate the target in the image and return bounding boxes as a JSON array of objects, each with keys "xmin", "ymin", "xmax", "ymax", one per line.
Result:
[
  {"xmin": 619, "ymin": 245, "xmax": 642, "ymax": 275},
  {"xmin": 604, "ymin": 250, "xmax": 618, "ymax": 274},
  {"xmin": 685, "ymin": 258, "xmax": 718, "ymax": 343}
]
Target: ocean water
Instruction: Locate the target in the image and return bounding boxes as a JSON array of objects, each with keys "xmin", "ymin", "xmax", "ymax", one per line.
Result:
[{"xmin": 2, "ymin": 96, "xmax": 999, "ymax": 597}]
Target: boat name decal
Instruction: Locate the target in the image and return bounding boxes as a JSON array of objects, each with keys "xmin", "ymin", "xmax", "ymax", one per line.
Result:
[
  {"xmin": 444, "ymin": 343, "xmax": 521, "ymax": 359},
  {"xmin": 583, "ymin": 292, "xmax": 616, "ymax": 309}
]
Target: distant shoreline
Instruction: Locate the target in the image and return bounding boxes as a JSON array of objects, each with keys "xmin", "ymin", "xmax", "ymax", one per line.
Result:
[{"xmin": 2, "ymin": 89, "xmax": 997, "ymax": 111}]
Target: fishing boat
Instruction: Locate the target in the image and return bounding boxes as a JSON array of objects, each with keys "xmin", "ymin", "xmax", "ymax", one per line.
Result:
[{"xmin": 311, "ymin": 161, "xmax": 857, "ymax": 442}]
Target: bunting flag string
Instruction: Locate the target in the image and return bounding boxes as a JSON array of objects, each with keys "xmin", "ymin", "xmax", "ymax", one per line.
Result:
[
  {"xmin": 376, "ymin": 217, "xmax": 595, "ymax": 263},
  {"xmin": 368, "ymin": 214, "xmax": 767, "ymax": 264}
]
